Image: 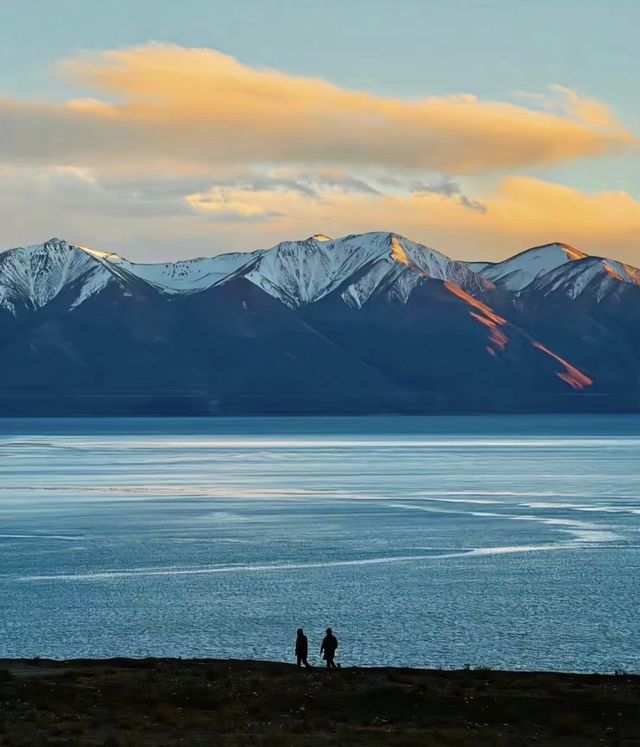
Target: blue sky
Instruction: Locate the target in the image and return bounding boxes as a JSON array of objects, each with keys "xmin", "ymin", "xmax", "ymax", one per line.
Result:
[
  {"xmin": 0, "ymin": 0, "xmax": 639, "ymax": 261},
  {"xmin": 3, "ymin": 0, "xmax": 638, "ymax": 108}
]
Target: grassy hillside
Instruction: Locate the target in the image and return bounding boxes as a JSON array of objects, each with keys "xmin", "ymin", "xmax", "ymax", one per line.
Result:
[{"xmin": 0, "ymin": 658, "xmax": 638, "ymax": 745}]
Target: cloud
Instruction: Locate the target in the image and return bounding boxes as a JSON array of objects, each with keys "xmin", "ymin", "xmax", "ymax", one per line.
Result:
[
  {"xmin": 448, "ymin": 176, "xmax": 640, "ymax": 255},
  {"xmin": 0, "ymin": 43, "xmax": 633, "ymax": 177},
  {"xmin": 183, "ymin": 172, "xmax": 374, "ymax": 222},
  {"xmin": 186, "ymin": 172, "xmax": 487, "ymax": 222},
  {"xmin": 0, "ymin": 43, "xmax": 638, "ymax": 264},
  {"xmin": 516, "ymin": 85, "xmax": 621, "ymax": 129},
  {"xmin": 0, "ymin": 165, "xmax": 203, "ymax": 257},
  {"xmin": 404, "ymin": 177, "xmax": 640, "ymax": 260},
  {"xmin": 185, "ymin": 175, "xmax": 640, "ymax": 264},
  {"xmin": 408, "ymin": 177, "xmax": 486, "ymax": 213},
  {"xmin": 185, "ymin": 186, "xmax": 286, "ymax": 221},
  {"xmin": 205, "ymin": 168, "xmax": 382, "ymax": 199},
  {"xmin": 2, "ymin": 163, "xmax": 640, "ymax": 264}
]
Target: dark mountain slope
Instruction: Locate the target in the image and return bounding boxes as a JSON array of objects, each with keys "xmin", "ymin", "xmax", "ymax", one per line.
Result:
[
  {"xmin": 0, "ymin": 277, "xmax": 401, "ymax": 415},
  {"xmin": 300, "ymin": 276, "xmax": 595, "ymax": 412}
]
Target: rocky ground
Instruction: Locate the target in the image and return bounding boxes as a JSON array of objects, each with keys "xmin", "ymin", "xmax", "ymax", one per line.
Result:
[{"xmin": 0, "ymin": 658, "xmax": 638, "ymax": 745}]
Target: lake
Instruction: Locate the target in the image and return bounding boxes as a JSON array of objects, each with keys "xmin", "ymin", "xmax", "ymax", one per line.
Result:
[{"xmin": 1, "ymin": 415, "xmax": 639, "ymax": 673}]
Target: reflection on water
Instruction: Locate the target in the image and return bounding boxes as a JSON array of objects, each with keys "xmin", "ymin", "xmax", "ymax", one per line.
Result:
[{"xmin": 0, "ymin": 415, "xmax": 639, "ymax": 672}]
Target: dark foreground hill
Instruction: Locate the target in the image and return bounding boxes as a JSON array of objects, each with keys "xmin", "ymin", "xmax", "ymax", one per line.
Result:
[{"xmin": 0, "ymin": 658, "xmax": 638, "ymax": 746}]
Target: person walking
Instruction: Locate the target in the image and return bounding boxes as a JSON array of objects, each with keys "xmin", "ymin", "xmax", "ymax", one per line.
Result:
[
  {"xmin": 320, "ymin": 627, "xmax": 338, "ymax": 669},
  {"xmin": 295, "ymin": 628, "xmax": 311, "ymax": 668}
]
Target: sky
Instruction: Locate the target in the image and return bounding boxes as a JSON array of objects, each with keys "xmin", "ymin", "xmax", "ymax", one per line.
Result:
[{"xmin": 1, "ymin": 0, "xmax": 640, "ymax": 263}]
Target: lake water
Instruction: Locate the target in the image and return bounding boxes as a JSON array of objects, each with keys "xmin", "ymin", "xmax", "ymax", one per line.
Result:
[{"xmin": 1, "ymin": 415, "xmax": 639, "ymax": 673}]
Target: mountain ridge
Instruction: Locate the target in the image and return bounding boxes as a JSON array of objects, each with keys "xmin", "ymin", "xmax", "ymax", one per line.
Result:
[
  {"xmin": 10, "ymin": 231, "xmax": 636, "ymax": 314},
  {"xmin": 0, "ymin": 231, "xmax": 638, "ymax": 415}
]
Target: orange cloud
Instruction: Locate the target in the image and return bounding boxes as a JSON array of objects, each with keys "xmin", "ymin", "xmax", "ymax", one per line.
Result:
[
  {"xmin": 0, "ymin": 43, "xmax": 633, "ymax": 176},
  {"xmin": 186, "ymin": 177, "xmax": 640, "ymax": 264},
  {"xmin": 443, "ymin": 177, "xmax": 640, "ymax": 257}
]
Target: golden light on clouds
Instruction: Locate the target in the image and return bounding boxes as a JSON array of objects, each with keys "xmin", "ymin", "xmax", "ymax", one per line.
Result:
[
  {"xmin": 185, "ymin": 177, "xmax": 640, "ymax": 260},
  {"xmin": 0, "ymin": 43, "xmax": 631, "ymax": 174},
  {"xmin": 0, "ymin": 42, "xmax": 638, "ymax": 261}
]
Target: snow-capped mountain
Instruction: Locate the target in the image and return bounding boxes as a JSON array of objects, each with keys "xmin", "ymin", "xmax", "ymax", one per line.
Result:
[
  {"xmin": 2, "ymin": 232, "xmax": 638, "ymax": 318},
  {"xmin": 0, "ymin": 238, "xmax": 114, "ymax": 314},
  {"xmin": 525, "ymin": 255, "xmax": 640, "ymax": 301},
  {"xmin": 0, "ymin": 232, "xmax": 491, "ymax": 314},
  {"xmin": 101, "ymin": 251, "xmax": 261, "ymax": 295},
  {"xmin": 245, "ymin": 232, "xmax": 489, "ymax": 308},
  {"xmin": 0, "ymin": 231, "xmax": 638, "ymax": 415},
  {"xmin": 0, "ymin": 239, "xmax": 261, "ymax": 314},
  {"xmin": 473, "ymin": 241, "xmax": 640, "ymax": 301},
  {"xmin": 476, "ymin": 243, "xmax": 587, "ymax": 292}
]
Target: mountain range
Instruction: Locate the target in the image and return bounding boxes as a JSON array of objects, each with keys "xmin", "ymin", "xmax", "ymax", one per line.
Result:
[{"xmin": 0, "ymin": 232, "xmax": 638, "ymax": 415}]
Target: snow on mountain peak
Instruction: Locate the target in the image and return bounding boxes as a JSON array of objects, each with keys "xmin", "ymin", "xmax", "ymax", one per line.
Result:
[
  {"xmin": 479, "ymin": 242, "xmax": 588, "ymax": 292},
  {"xmin": 602, "ymin": 259, "xmax": 640, "ymax": 285},
  {"xmin": 109, "ymin": 252, "xmax": 261, "ymax": 295},
  {"xmin": 78, "ymin": 243, "xmax": 123, "ymax": 262},
  {"xmin": 473, "ymin": 240, "xmax": 640, "ymax": 302},
  {"xmin": 0, "ymin": 231, "xmax": 494, "ymax": 314},
  {"xmin": 7, "ymin": 232, "xmax": 635, "ymax": 317},
  {"xmin": 389, "ymin": 235, "xmax": 411, "ymax": 266},
  {"xmin": 245, "ymin": 231, "xmax": 489, "ymax": 309},
  {"xmin": 528, "ymin": 255, "xmax": 640, "ymax": 300},
  {"xmin": 0, "ymin": 237, "xmax": 267, "ymax": 313},
  {"xmin": 0, "ymin": 239, "xmax": 114, "ymax": 314}
]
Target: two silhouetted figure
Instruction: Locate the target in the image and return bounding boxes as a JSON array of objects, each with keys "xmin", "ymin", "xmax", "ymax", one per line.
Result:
[{"xmin": 295, "ymin": 627, "xmax": 339, "ymax": 668}]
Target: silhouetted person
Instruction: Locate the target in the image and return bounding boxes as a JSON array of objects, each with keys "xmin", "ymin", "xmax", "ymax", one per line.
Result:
[
  {"xmin": 295, "ymin": 628, "xmax": 310, "ymax": 668},
  {"xmin": 320, "ymin": 627, "xmax": 338, "ymax": 669}
]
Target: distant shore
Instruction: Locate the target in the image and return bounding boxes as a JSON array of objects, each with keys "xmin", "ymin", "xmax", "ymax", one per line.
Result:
[{"xmin": 0, "ymin": 658, "xmax": 637, "ymax": 746}]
